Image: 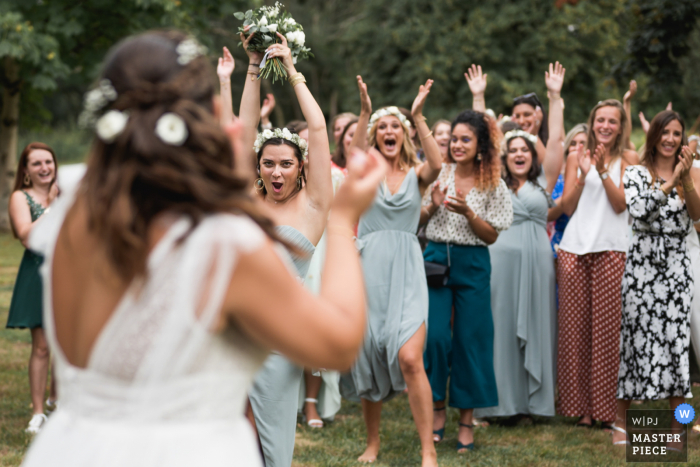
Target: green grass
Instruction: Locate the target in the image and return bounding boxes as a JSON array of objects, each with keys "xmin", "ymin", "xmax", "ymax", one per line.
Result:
[{"xmin": 1, "ymin": 230, "xmax": 699, "ymax": 466}]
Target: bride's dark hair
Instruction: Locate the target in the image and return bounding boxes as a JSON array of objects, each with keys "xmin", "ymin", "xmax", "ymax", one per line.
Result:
[{"xmin": 79, "ymin": 30, "xmax": 277, "ymax": 279}]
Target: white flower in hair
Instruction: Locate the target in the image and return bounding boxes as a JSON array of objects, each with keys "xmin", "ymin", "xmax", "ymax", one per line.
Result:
[
  {"xmin": 367, "ymin": 106, "xmax": 411, "ymax": 132},
  {"xmin": 262, "ymin": 129, "xmax": 273, "ymax": 139},
  {"xmin": 176, "ymin": 38, "xmax": 207, "ymax": 66},
  {"xmin": 253, "ymin": 127, "xmax": 309, "ymax": 160},
  {"xmin": 95, "ymin": 110, "xmax": 129, "ymax": 143},
  {"xmin": 155, "ymin": 113, "xmax": 189, "ymax": 146},
  {"xmin": 79, "ymin": 79, "xmax": 118, "ymax": 129},
  {"xmin": 504, "ymin": 129, "xmax": 538, "ymax": 145},
  {"xmin": 282, "ymin": 127, "xmax": 293, "ymax": 139}
]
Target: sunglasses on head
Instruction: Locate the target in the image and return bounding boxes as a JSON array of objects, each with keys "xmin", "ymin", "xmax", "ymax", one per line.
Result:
[{"xmin": 513, "ymin": 93, "xmax": 543, "ymax": 109}]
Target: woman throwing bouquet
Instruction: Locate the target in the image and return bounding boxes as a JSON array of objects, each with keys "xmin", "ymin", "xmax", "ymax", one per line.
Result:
[{"xmin": 341, "ymin": 76, "xmax": 442, "ymax": 466}]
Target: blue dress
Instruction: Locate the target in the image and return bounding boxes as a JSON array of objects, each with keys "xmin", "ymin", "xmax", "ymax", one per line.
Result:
[
  {"xmin": 341, "ymin": 168, "xmax": 429, "ymax": 402},
  {"xmin": 549, "ymin": 174, "xmax": 569, "ymax": 257},
  {"xmin": 249, "ymin": 226, "xmax": 314, "ymax": 467}
]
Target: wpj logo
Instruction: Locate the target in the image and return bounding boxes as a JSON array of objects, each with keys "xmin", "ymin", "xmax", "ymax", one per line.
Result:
[{"xmin": 625, "ymin": 409, "xmax": 691, "ymax": 463}]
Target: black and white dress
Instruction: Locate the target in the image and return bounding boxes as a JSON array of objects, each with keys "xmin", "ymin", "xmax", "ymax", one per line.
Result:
[{"xmin": 617, "ymin": 165, "xmax": 693, "ymax": 400}]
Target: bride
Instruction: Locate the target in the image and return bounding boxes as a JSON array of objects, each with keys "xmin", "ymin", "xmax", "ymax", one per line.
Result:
[{"xmin": 20, "ymin": 30, "xmax": 385, "ymax": 467}]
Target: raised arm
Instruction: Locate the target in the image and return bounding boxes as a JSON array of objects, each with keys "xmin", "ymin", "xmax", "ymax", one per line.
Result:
[
  {"xmin": 260, "ymin": 93, "xmax": 276, "ymax": 129},
  {"xmin": 560, "ymin": 146, "xmax": 590, "ymax": 216},
  {"xmin": 623, "ymin": 80, "xmax": 636, "ymax": 148},
  {"xmin": 542, "ymin": 62, "xmax": 566, "ymax": 193},
  {"xmin": 349, "ymin": 76, "xmax": 371, "ymax": 151},
  {"xmin": 238, "ymin": 30, "xmax": 264, "ymax": 177},
  {"xmin": 465, "ymin": 64, "xmax": 487, "ymax": 112},
  {"xmin": 265, "ymin": 33, "xmax": 332, "ymax": 212},
  {"xmin": 217, "ymin": 47, "xmax": 236, "ymax": 127},
  {"xmin": 412, "ymin": 80, "xmax": 442, "ymax": 187},
  {"xmin": 226, "ymin": 148, "xmax": 387, "ymax": 370}
]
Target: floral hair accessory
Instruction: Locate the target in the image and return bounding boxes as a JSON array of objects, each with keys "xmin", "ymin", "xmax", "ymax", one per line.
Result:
[
  {"xmin": 95, "ymin": 110, "xmax": 129, "ymax": 143},
  {"xmin": 254, "ymin": 127, "xmax": 309, "ymax": 160},
  {"xmin": 155, "ymin": 113, "xmax": 189, "ymax": 146},
  {"xmin": 499, "ymin": 115, "xmax": 512, "ymax": 124},
  {"xmin": 367, "ymin": 106, "xmax": 411, "ymax": 132},
  {"xmin": 78, "ymin": 79, "xmax": 118, "ymax": 128},
  {"xmin": 176, "ymin": 38, "xmax": 208, "ymax": 66},
  {"xmin": 504, "ymin": 129, "xmax": 538, "ymax": 145}
]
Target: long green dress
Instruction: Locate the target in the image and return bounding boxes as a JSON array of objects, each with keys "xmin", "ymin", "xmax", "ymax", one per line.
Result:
[
  {"xmin": 6, "ymin": 191, "xmax": 47, "ymax": 329},
  {"xmin": 249, "ymin": 225, "xmax": 315, "ymax": 467},
  {"xmin": 340, "ymin": 168, "xmax": 429, "ymax": 402},
  {"xmin": 475, "ymin": 181, "xmax": 557, "ymax": 418}
]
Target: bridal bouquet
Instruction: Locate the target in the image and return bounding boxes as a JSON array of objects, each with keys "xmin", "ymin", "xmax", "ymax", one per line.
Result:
[{"xmin": 235, "ymin": 2, "xmax": 313, "ymax": 83}]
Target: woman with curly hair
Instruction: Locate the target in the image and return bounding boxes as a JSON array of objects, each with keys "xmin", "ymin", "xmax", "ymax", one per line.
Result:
[{"xmin": 420, "ymin": 108, "xmax": 513, "ymax": 450}]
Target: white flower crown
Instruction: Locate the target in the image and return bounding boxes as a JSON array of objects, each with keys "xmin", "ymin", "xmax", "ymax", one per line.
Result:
[
  {"xmin": 254, "ymin": 128, "xmax": 309, "ymax": 159},
  {"xmin": 504, "ymin": 129, "xmax": 538, "ymax": 145},
  {"xmin": 176, "ymin": 38, "xmax": 207, "ymax": 66},
  {"xmin": 367, "ymin": 106, "xmax": 411, "ymax": 132}
]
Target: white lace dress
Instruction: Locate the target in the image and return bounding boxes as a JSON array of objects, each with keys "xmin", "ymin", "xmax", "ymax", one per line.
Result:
[{"xmin": 22, "ymin": 189, "xmax": 269, "ymax": 467}]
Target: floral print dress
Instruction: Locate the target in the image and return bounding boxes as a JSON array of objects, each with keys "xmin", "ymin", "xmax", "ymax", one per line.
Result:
[{"xmin": 617, "ymin": 166, "xmax": 693, "ymax": 399}]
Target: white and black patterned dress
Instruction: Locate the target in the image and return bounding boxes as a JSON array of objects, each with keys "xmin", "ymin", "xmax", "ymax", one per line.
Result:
[{"xmin": 617, "ymin": 165, "xmax": 693, "ymax": 400}]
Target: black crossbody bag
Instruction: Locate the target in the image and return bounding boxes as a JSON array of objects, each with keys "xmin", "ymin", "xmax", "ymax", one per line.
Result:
[{"xmin": 424, "ymin": 243, "xmax": 450, "ymax": 288}]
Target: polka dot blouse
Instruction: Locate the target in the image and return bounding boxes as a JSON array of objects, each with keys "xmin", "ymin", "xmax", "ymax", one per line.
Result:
[{"xmin": 423, "ymin": 163, "xmax": 513, "ymax": 246}]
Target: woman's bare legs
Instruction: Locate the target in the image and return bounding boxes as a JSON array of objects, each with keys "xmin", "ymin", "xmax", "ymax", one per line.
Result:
[
  {"xmin": 399, "ymin": 324, "xmax": 438, "ymax": 467},
  {"xmin": 359, "ymin": 399, "xmax": 382, "ymax": 462},
  {"xmin": 304, "ymin": 369, "xmax": 323, "ymax": 424},
  {"xmin": 29, "ymin": 328, "xmax": 50, "ymax": 415}
]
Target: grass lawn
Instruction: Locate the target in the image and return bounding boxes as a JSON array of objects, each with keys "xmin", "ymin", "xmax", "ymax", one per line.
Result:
[{"xmin": 0, "ymin": 231, "xmax": 699, "ymax": 466}]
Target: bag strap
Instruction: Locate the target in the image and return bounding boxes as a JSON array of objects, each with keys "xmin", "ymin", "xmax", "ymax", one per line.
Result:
[{"xmin": 446, "ymin": 242, "xmax": 451, "ymax": 267}]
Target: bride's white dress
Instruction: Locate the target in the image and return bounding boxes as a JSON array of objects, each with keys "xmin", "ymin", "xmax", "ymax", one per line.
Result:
[{"xmin": 22, "ymin": 189, "xmax": 269, "ymax": 466}]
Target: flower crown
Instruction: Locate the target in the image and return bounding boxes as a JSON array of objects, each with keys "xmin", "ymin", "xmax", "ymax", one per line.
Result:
[
  {"xmin": 504, "ymin": 129, "xmax": 538, "ymax": 145},
  {"xmin": 77, "ymin": 37, "xmax": 207, "ymax": 146},
  {"xmin": 254, "ymin": 128, "xmax": 309, "ymax": 160},
  {"xmin": 368, "ymin": 106, "xmax": 411, "ymax": 132}
]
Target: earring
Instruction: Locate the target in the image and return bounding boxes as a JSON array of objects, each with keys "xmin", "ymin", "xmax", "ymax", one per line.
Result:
[
  {"xmin": 296, "ymin": 175, "xmax": 302, "ymax": 190},
  {"xmin": 476, "ymin": 153, "xmax": 482, "ymax": 162},
  {"xmin": 254, "ymin": 177, "xmax": 265, "ymax": 192},
  {"xmin": 23, "ymin": 173, "xmax": 31, "ymax": 186}
]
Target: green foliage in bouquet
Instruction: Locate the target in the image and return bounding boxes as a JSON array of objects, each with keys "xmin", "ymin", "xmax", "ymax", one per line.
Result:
[{"xmin": 235, "ymin": 2, "xmax": 313, "ymax": 83}]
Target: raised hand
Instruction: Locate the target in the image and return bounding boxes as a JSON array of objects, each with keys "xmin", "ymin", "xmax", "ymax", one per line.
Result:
[
  {"xmin": 577, "ymin": 148, "xmax": 592, "ymax": 176},
  {"xmin": 544, "ymin": 62, "xmax": 565, "ymax": 97},
  {"xmin": 623, "ymin": 80, "xmax": 637, "ymax": 104},
  {"xmin": 444, "ymin": 189, "xmax": 471, "ymax": 217},
  {"xmin": 357, "ymin": 75, "xmax": 372, "ymax": 116},
  {"xmin": 430, "ymin": 181, "xmax": 448, "ymax": 208},
  {"xmin": 333, "ymin": 148, "xmax": 387, "ymax": 222},
  {"xmin": 240, "ymin": 26, "xmax": 264, "ymax": 63},
  {"xmin": 217, "ymin": 46, "xmax": 235, "ymax": 81},
  {"xmin": 666, "ymin": 102, "xmax": 673, "ymax": 111},
  {"xmin": 266, "ymin": 33, "xmax": 295, "ymax": 73},
  {"xmin": 261, "ymin": 93, "xmax": 276, "ymax": 120},
  {"xmin": 411, "ymin": 79, "xmax": 434, "ymax": 118},
  {"xmin": 639, "ymin": 112, "xmax": 650, "ymax": 135},
  {"xmin": 465, "ymin": 64, "xmax": 487, "ymax": 96},
  {"xmin": 674, "ymin": 146, "xmax": 694, "ymax": 184}
]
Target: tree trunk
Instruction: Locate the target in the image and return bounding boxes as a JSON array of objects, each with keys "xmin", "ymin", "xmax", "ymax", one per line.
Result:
[{"xmin": 0, "ymin": 56, "xmax": 20, "ymax": 232}]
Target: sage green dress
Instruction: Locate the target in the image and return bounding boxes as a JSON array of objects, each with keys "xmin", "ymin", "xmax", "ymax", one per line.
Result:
[
  {"xmin": 341, "ymin": 168, "xmax": 429, "ymax": 402},
  {"xmin": 475, "ymin": 181, "xmax": 557, "ymax": 418},
  {"xmin": 249, "ymin": 225, "xmax": 315, "ymax": 467},
  {"xmin": 6, "ymin": 191, "xmax": 47, "ymax": 329}
]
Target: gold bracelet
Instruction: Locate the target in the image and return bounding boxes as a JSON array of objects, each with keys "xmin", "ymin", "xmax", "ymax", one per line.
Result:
[
  {"xmin": 575, "ymin": 180, "xmax": 585, "ymax": 189},
  {"xmin": 468, "ymin": 211, "xmax": 477, "ymax": 221},
  {"xmin": 684, "ymin": 179, "xmax": 695, "ymax": 193},
  {"xmin": 661, "ymin": 185, "xmax": 671, "ymax": 196},
  {"xmin": 288, "ymin": 72, "xmax": 306, "ymax": 87},
  {"xmin": 326, "ymin": 224, "xmax": 355, "ymax": 239},
  {"xmin": 419, "ymin": 130, "xmax": 433, "ymax": 141},
  {"xmin": 247, "ymin": 71, "xmax": 258, "ymax": 81}
]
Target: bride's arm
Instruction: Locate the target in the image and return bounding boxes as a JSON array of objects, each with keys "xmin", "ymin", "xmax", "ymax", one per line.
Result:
[{"xmin": 225, "ymin": 149, "xmax": 386, "ymax": 370}]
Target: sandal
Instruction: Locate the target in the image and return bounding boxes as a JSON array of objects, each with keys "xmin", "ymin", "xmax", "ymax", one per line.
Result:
[
  {"xmin": 611, "ymin": 424, "xmax": 629, "ymax": 446},
  {"xmin": 432, "ymin": 406, "xmax": 446, "ymax": 443},
  {"xmin": 456, "ymin": 423, "xmax": 474, "ymax": 452},
  {"xmin": 304, "ymin": 398, "xmax": 323, "ymax": 428},
  {"xmin": 576, "ymin": 416, "xmax": 592, "ymax": 428},
  {"xmin": 599, "ymin": 421, "xmax": 614, "ymax": 432}
]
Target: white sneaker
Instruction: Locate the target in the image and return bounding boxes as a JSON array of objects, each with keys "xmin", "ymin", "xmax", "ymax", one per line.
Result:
[{"xmin": 25, "ymin": 414, "xmax": 47, "ymax": 434}]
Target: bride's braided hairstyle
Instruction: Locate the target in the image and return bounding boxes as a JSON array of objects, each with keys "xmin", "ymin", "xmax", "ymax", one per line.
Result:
[{"xmin": 80, "ymin": 30, "xmax": 278, "ymax": 279}]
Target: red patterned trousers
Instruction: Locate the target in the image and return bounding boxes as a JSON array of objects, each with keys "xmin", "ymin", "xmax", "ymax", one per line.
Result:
[{"xmin": 556, "ymin": 250, "xmax": 626, "ymax": 422}]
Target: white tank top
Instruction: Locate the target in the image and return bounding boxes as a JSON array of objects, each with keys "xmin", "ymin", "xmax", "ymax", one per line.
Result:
[{"xmin": 558, "ymin": 157, "xmax": 628, "ymax": 255}]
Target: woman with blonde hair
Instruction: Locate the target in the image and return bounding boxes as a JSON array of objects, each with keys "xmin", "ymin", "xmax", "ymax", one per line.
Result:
[
  {"xmin": 341, "ymin": 75, "xmax": 442, "ymax": 466},
  {"xmin": 557, "ymin": 99, "xmax": 639, "ymax": 429}
]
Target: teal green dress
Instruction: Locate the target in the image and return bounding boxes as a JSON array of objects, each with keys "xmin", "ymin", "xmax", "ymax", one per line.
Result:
[
  {"xmin": 341, "ymin": 168, "xmax": 429, "ymax": 402},
  {"xmin": 6, "ymin": 192, "xmax": 47, "ymax": 329},
  {"xmin": 475, "ymin": 181, "xmax": 557, "ymax": 418},
  {"xmin": 249, "ymin": 225, "xmax": 315, "ymax": 467}
]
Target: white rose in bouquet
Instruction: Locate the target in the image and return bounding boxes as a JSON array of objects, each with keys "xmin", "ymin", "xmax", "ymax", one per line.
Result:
[
  {"xmin": 268, "ymin": 24, "xmax": 277, "ymax": 33},
  {"xmin": 259, "ymin": 16, "xmax": 268, "ymax": 26},
  {"xmin": 286, "ymin": 31, "xmax": 297, "ymax": 45},
  {"xmin": 285, "ymin": 18, "xmax": 296, "ymax": 27},
  {"xmin": 295, "ymin": 31, "xmax": 305, "ymax": 47}
]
